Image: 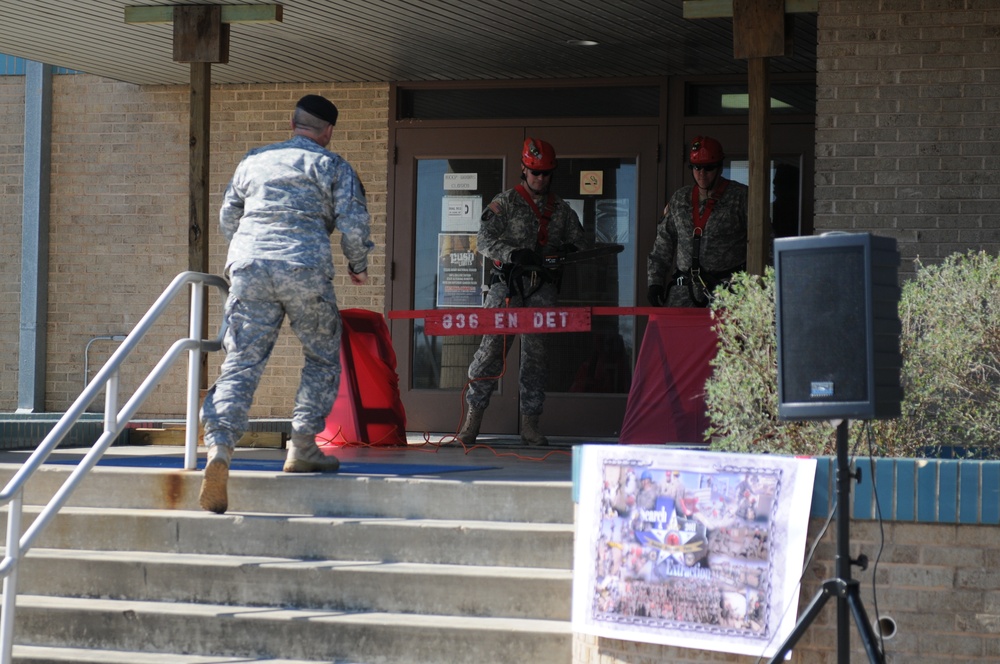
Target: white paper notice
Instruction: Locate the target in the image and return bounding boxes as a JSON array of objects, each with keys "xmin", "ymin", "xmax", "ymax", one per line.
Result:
[
  {"xmin": 442, "ymin": 196, "xmax": 482, "ymax": 232},
  {"xmin": 444, "ymin": 173, "xmax": 478, "ymax": 190}
]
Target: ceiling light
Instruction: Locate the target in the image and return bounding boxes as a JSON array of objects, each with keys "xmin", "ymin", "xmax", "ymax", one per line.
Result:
[{"xmin": 566, "ymin": 39, "xmax": 599, "ymax": 47}]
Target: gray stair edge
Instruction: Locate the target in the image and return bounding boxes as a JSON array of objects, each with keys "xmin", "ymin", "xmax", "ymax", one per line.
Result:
[
  {"xmin": 0, "ymin": 465, "xmax": 574, "ymax": 524},
  {"xmin": 22, "ymin": 547, "xmax": 574, "ymax": 579},
  {"xmin": 6, "ymin": 506, "xmax": 575, "ymax": 570},
  {"xmin": 18, "ymin": 547, "xmax": 572, "ymax": 619},
  {"xmin": 14, "ymin": 594, "xmax": 573, "ymax": 664},
  {"xmin": 13, "ymin": 644, "xmax": 328, "ymax": 664},
  {"xmin": 16, "ymin": 593, "xmax": 573, "ymax": 632}
]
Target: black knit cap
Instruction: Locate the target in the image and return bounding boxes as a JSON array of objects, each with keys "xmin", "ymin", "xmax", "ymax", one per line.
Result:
[{"xmin": 295, "ymin": 94, "xmax": 338, "ymax": 126}]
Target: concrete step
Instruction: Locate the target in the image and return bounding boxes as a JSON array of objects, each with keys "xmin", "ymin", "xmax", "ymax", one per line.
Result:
[
  {"xmin": 17, "ymin": 548, "xmax": 572, "ymax": 620},
  {"xmin": 17, "ymin": 506, "xmax": 574, "ymax": 569},
  {"xmin": 13, "ymin": 645, "xmax": 327, "ymax": 664},
  {"xmin": 0, "ymin": 451, "xmax": 575, "ymax": 664},
  {"xmin": 3, "ymin": 465, "xmax": 574, "ymax": 523},
  {"xmin": 13, "ymin": 595, "xmax": 572, "ymax": 664}
]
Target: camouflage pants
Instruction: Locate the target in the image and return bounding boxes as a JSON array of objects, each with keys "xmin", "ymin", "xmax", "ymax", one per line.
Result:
[
  {"xmin": 464, "ymin": 276, "xmax": 557, "ymax": 416},
  {"xmin": 201, "ymin": 260, "xmax": 342, "ymax": 448}
]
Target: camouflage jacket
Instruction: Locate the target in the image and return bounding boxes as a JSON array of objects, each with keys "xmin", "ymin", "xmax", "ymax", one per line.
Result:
[
  {"xmin": 478, "ymin": 185, "xmax": 586, "ymax": 264},
  {"xmin": 647, "ymin": 178, "xmax": 749, "ymax": 285},
  {"xmin": 220, "ymin": 135, "xmax": 374, "ymax": 277}
]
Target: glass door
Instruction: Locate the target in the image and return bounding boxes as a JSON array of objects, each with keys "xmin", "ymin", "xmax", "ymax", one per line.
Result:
[
  {"xmin": 391, "ymin": 128, "xmax": 523, "ymax": 435},
  {"xmin": 390, "ymin": 125, "xmax": 660, "ymax": 437},
  {"xmin": 522, "ymin": 125, "xmax": 659, "ymax": 435}
]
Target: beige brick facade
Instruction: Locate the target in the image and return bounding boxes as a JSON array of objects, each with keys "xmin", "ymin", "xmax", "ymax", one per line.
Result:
[
  {"xmin": 0, "ymin": 78, "xmax": 24, "ymax": 411},
  {"xmin": 813, "ymin": 0, "xmax": 1000, "ymax": 275},
  {"xmin": 0, "ymin": 76, "xmax": 388, "ymax": 416}
]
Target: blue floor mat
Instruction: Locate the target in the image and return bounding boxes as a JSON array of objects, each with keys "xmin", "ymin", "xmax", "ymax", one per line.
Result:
[{"xmin": 46, "ymin": 456, "xmax": 497, "ymax": 476}]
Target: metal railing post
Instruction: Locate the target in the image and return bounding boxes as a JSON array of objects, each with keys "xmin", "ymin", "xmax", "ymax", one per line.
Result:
[
  {"xmin": 0, "ymin": 490, "xmax": 24, "ymax": 664},
  {"xmin": 185, "ymin": 281, "xmax": 204, "ymax": 470},
  {"xmin": 0, "ymin": 272, "xmax": 227, "ymax": 658},
  {"xmin": 104, "ymin": 369, "xmax": 119, "ymax": 434}
]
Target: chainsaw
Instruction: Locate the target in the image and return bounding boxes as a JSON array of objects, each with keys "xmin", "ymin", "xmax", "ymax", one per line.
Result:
[{"xmin": 541, "ymin": 243, "xmax": 625, "ymax": 268}]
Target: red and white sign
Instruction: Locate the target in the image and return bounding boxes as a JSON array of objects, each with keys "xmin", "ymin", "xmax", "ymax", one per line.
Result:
[{"xmin": 422, "ymin": 307, "xmax": 591, "ymax": 336}]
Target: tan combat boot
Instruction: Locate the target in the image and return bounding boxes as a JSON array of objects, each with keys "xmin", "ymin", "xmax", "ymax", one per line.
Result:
[
  {"xmin": 521, "ymin": 413, "xmax": 548, "ymax": 446},
  {"xmin": 283, "ymin": 433, "xmax": 340, "ymax": 473},
  {"xmin": 457, "ymin": 407, "xmax": 485, "ymax": 445},
  {"xmin": 199, "ymin": 444, "xmax": 233, "ymax": 514}
]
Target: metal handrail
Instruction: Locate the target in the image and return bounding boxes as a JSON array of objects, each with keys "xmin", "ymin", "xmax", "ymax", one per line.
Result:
[{"xmin": 0, "ymin": 270, "xmax": 229, "ymax": 664}]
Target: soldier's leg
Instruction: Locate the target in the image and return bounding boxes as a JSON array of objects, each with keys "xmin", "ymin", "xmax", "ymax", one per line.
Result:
[
  {"xmin": 464, "ymin": 280, "xmax": 516, "ymax": 411},
  {"xmin": 518, "ymin": 283, "xmax": 556, "ymax": 445},
  {"xmin": 460, "ymin": 280, "xmax": 515, "ymax": 444},
  {"xmin": 200, "ymin": 263, "xmax": 283, "ymax": 512},
  {"xmin": 277, "ymin": 265, "xmax": 342, "ymax": 472}
]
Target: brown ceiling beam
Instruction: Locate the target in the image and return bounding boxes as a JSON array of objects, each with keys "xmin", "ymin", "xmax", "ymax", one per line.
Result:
[
  {"xmin": 733, "ymin": 0, "xmax": 786, "ymax": 59},
  {"xmin": 683, "ymin": 0, "xmax": 816, "ymax": 19},
  {"xmin": 124, "ymin": 5, "xmax": 283, "ymax": 25},
  {"xmin": 174, "ymin": 5, "xmax": 229, "ymax": 64},
  {"xmin": 687, "ymin": 0, "xmax": 816, "ymax": 276}
]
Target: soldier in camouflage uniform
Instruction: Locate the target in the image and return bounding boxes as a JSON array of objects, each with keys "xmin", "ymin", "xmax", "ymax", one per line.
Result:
[
  {"xmin": 647, "ymin": 136, "xmax": 749, "ymax": 308},
  {"xmin": 199, "ymin": 94, "xmax": 374, "ymax": 514},
  {"xmin": 458, "ymin": 138, "xmax": 586, "ymax": 447}
]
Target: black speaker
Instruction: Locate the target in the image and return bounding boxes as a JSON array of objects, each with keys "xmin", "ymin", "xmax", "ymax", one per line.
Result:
[{"xmin": 774, "ymin": 233, "xmax": 903, "ymax": 420}]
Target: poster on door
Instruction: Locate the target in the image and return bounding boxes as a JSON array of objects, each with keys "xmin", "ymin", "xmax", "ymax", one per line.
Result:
[
  {"xmin": 436, "ymin": 233, "xmax": 485, "ymax": 308},
  {"xmin": 573, "ymin": 445, "xmax": 816, "ymax": 659}
]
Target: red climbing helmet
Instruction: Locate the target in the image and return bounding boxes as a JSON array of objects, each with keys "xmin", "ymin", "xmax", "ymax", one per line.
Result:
[
  {"xmin": 521, "ymin": 137, "xmax": 557, "ymax": 171},
  {"xmin": 689, "ymin": 136, "xmax": 725, "ymax": 165}
]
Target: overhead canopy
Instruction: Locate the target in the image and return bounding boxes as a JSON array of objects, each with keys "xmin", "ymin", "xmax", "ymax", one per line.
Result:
[{"xmin": 0, "ymin": 0, "xmax": 815, "ymax": 85}]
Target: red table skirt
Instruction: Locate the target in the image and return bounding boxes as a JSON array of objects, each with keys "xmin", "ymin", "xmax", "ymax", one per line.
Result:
[{"xmin": 619, "ymin": 308, "xmax": 717, "ymax": 444}]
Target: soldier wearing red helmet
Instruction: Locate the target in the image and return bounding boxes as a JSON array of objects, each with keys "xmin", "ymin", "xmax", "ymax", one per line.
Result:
[
  {"xmin": 521, "ymin": 137, "xmax": 557, "ymax": 173},
  {"xmin": 647, "ymin": 136, "xmax": 751, "ymax": 307},
  {"xmin": 458, "ymin": 137, "xmax": 588, "ymax": 446}
]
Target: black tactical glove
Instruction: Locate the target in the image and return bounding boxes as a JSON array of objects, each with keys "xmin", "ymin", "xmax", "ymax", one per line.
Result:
[
  {"xmin": 510, "ymin": 249, "xmax": 542, "ymax": 266},
  {"xmin": 647, "ymin": 284, "xmax": 666, "ymax": 307}
]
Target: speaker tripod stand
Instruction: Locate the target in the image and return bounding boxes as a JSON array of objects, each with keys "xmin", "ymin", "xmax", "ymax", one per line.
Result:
[{"xmin": 768, "ymin": 420, "xmax": 885, "ymax": 664}]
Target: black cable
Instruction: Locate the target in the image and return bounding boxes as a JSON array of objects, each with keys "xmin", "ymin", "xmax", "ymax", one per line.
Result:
[{"xmin": 865, "ymin": 421, "xmax": 887, "ymax": 656}]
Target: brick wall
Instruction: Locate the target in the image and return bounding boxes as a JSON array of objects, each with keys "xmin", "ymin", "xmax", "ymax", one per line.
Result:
[
  {"xmin": 47, "ymin": 77, "xmax": 190, "ymax": 416},
  {"xmin": 813, "ymin": 0, "xmax": 1000, "ymax": 276},
  {"xmin": 0, "ymin": 74, "xmax": 389, "ymax": 416},
  {"xmin": 0, "ymin": 78, "xmax": 23, "ymax": 412}
]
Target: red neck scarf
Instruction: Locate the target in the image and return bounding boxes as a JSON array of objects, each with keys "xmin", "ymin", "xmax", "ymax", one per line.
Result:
[
  {"xmin": 691, "ymin": 178, "xmax": 729, "ymax": 236},
  {"xmin": 515, "ymin": 184, "xmax": 555, "ymax": 247}
]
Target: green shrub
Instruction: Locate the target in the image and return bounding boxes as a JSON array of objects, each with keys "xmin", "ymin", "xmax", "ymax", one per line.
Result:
[{"xmin": 704, "ymin": 251, "xmax": 1000, "ymax": 459}]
